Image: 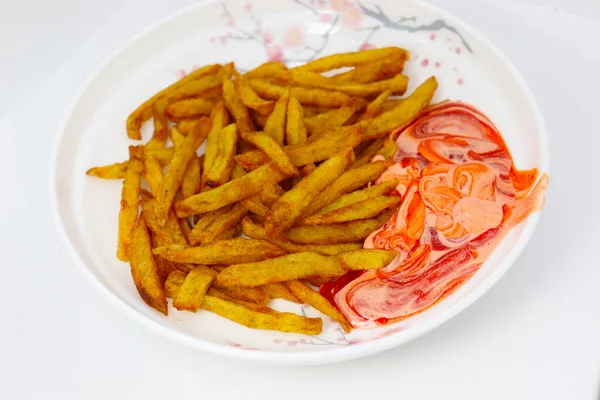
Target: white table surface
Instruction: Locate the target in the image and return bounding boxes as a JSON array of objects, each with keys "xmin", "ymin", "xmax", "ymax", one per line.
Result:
[{"xmin": 1, "ymin": 0, "xmax": 599, "ymax": 398}]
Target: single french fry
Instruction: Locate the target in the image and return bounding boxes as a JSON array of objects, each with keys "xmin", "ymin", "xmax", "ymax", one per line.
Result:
[
  {"xmin": 126, "ymin": 64, "xmax": 221, "ymax": 140},
  {"xmin": 286, "ymin": 280, "xmax": 351, "ymax": 332},
  {"xmin": 86, "ymin": 148, "xmax": 173, "ymax": 180},
  {"xmin": 265, "ymin": 148, "xmax": 355, "ymax": 236},
  {"xmin": 202, "ymin": 102, "xmax": 230, "ymax": 189},
  {"xmin": 375, "ymin": 138, "xmax": 398, "ymax": 160},
  {"xmin": 152, "ymin": 238, "xmax": 286, "ymax": 265},
  {"xmin": 302, "ymin": 160, "xmax": 392, "ymax": 217},
  {"xmin": 331, "ymin": 55, "xmax": 406, "ymax": 83},
  {"xmin": 181, "ymin": 155, "xmax": 202, "ymax": 199},
  {"xmin": 175, "ymin": 162, "xmax": 289, "ymax": 216},
  {"xmin": 215, "ymin": 225, "xmax": 241, "ymax": 240},
  {"xmin": 302, "ymin": 195, "xmax": 400, "ymax": 225},
  {"xmin": 338, "ymin": 249, "xmax": 398, "ymax": 271},
  {"xmin": 258, "ymin": 183, "xmax": 285, "ymax": 208},
  {"xmin": 248, "ymin": 80, "xmax": 352, "ymax": 107},
  {"xmin": 293, "ymin": 47, "xmax": 408, "ymax": 73},
  {"xmin": 318, "ymin": 179, "xmax": 399, "ymax": 214},
  {"xmin": 208, "ymin": 288, "xmax": 274, "ymax": 312},
  {"xmin": 358, "ymin": 90, "xmax": 392, "ymax": 122},
  {"xmin": 143, "ymin": 155, "xmax": 163, "ymax": 195},
  {"xmin": 172, "ymin": 265, "xmax": 217, "ymax": 312},
  {"xmin": 201, "ymin": 295, "xmax": 322, "ymax": 334},
  {"xmin": 117, "ymin": 145, "xmax": 144, "ymax": 261},
  {"xmin": 263, "ymin": 86, "xmax": 289, "ymax": 145},
  {"xmin": 285, "ymin": 95, "xmax": 307, "ymax": 145},
  {"xmin": 285, "ymin": 209, "xmax": 394, "ymax": 244},
  {"xmin": 203, "ymin": 123, "xmax": 238, "ymax": 187},
  {"xmin": 192, "ymin": 202, "xmax": 247, "ymax": 244},
  {"xmin": 130, "ymin": 218, "xmax": 168, "ymax": 315},
  {"xmin": 352, "ymin": 137, "xmax": 386, "ymax": 168},
  {"xmin": 234, "ymin": 126, "xmax": 361, "ymax": 169},
  {"xmin": 244, "ymin": 61, "xmax": 288, "ymax": 79},
  {"xmin": 162, "ymin": 68, "xmax": 231, "ymax": 105},
  {"xmin": 179, "ymin": 218, "xmax": 192, "ymax": 243},
  {"xmin": 235, "ymin": 72, "xmax": 275, "ymax": 116},
  {"xmin": 154, "ymin": 118, "xmax": 211, "ymax": 225},
  {"xmin": 212, "ymin": 284, "xmax": 270, "ymax": 305},
  {"xmin": 304, "ymin": 98, "xmax": 366, "ymax": 134},
  {"xmin": 241, "ymin": 217, "xmax": 361, "ymax": 255},
  {"xmin": 164, "ymin": 270, "xmax": 187, "ymax": 298},
  {"xmin": 175, "ymin": 118, "xmax": 200, "ymax": 135},
  {"xmin": 146, "ymin": 100, "xmax": 169, "ymax": 150},
  {"xmin": 166, "ymin": 97, "xmax": 214, "ymax": 119},
  {"xmin": 240, "ymin": 130, "xmax": 298, "ymax": 176},
  {"xmin": 189, "ymin": 205, "xmax": 234, "ymax": 243},
  {"xmin": 261, "ymin": 282, "xmax": 300, "ymax": 303},
  {"xmin": 240, "ymin": 195, "xmax": 270, "ymax": 217},
  {"xmin": 222, "ymin": 77, "xmax": 254, "ymax": 134}
]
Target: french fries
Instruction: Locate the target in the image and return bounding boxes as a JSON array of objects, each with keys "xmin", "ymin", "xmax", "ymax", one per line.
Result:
[
  {"xmin": 294, "ymin": 47, "xmax": 408, "ymax": 73},
  {"xmin": 202, "ymin": 123, "xmax": 238, "ymax": 187},
  {"xmin": 117, "ymin": 145, "xmax": 144, "ymax": 261},
  {"xmin": 240, "ymin": 130, "xmax": 298, "ymax": 176},
  {"xmin": 304, "ymin": 98, "xmax": 366, "ymax": 134},
  {"xmin": 248, "ymin": 80, "xmax": 353, "ymax": 107},
  {"xmin": 190, "ymin": 202, "xmax": 247, "ymax": 244},
  {"xmin": 167, "ymin": 98, "xmax": 214, "ymax": 119},
  {"xmin": 263, "ymin": 87, "xmax": 288, "ymax": 145},
  {"xmin": 235, "ymin": 72, "xmax": 275, "ymax": 116},
  {"xmin": 262, "ymin": 282, "xmax": 300, "ymax": 303},
  {"xmin": 338, "ymin": 249, "xmax": 398, "ymax": 271},
  {"xmin": 143, "ymin": 155, "xmax": 163, "ymax": 194},
  {"xmin": 172, "ymin": 266, "xmax": 217, "ymax": 312},
  {"xmin": 331, "ymin": 55, "xmax": 406, "ymax": 84},
  {"xmin": 302, "ymin": 195, "xmax": 400, "ymax": 225},
  {"xmin": 202, "ymin": 102, "xmax": 229, "ymax": 189},
  {"xmin": 285, "ymin": 95, "xmax": 307, "ymax": 145},
  {"xmin": 317, "ymin": 179, "xmax": 399, "ymax": 214},
  {"xmin": 87, "ymin": 147, "xmax": 174, "ymax": 180},
  {"xmin": 222, "ymin": 77, "xmax": 254, "ymax": 134},
  {"xmin": 265, "ymin": 148, "xmax": 355, "ymax": 236}
]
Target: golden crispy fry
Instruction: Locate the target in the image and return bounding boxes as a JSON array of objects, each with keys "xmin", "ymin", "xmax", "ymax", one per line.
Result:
[
  {"xmin": 86, "ymin": 148, "xmax": 173, "ymax": 180},
  {"xmin": 285, "ymin": 280, "xmax": 351, "ymax": 332},
  {"xmin": 302, "ymin": 160, "xmax": 392, "ymax": 217},
  {"xmin": 294, "ymin": 46, "xmax": 408, "ymax": 73},
  {"xmin": 154, "ymin": 118, "xmax": 211, "ymax": 225},
  {"xmin": 166, "ymin": 98, "xmax": 214, "ymax": 119},
  {"xmin": 285, "ymin": 209, "xmax": 394, "ymax": 244},
  {"xmin": 234, "ymin": 126, "xmax": 361, "ymax": 169},
  {"xmin": 352, "ymin": 137, "xmax": 386, "ymax": 168},
  {"xmin": 146, "ymin": 100, "xmax": 168, "ymax": 150},
  {"xmin": 143, "ymin": 155, "xmax": 163, "ymax": 194},
  {"xmin": 192, "ymin": 202, "xmax": 247, "ymax": 244},
  {"xmin": 380, "ymin": 98, "xmax": 404, "ymax": 113},
  {"xmin": 212, "ymin": 284, "xmax": 270, "ymax": 305},
  {"xmin": 164, "ymin": 270, "xmax": 187, "ymax": 298},
  {"xmin": 241, "ymin": 217, "xmax": 361, "ymax": 255},
  {"xmin": 266, "ymin": 148, "xmax": 355, "ymax": 236},
  {"xmin": 248, "ymin": 80, "xmax": 352, "ymax": 107},
  {"xmin": 203, "ymin": 123, "xmax": 238, "ymax": 187},
  {"xmin": 338, "ymin": 249, "xmax": 398, "ymax": 271},
  {"xmin": 244, "ymin": 61, "xmax": 288, "ymax": 79},
  {"xmin": 358, "ymin": 90, "xmax": 392, "ymax": 122},
  {"xmin": 201, "ymin": 295, "xmax": 322, "ymax": 334},
  {"xmin": 318, "ymin": 179, "xmax": 399, "ymax": 214},
  {"xmin": 261, "ymin": 282, "xmax": 300, "ymax": 303},
  {"xmin": 376, "ymin": 138, "xmax": 398, "ymax": 160},
  {"xmin": 217, "ymin": 252, "xmax": 346, "ymax": 287},
  {"xmin": 240, "ymin": 195, "xmax": 269, "ymax": 217},
  {"xmin": 202, "ymin": 102, "xmax": 229, "ymax": 189},
  {"xmin": 331, "ymin": 54, "xmax": 406, "ymax": 83},
  {"xmin": 302, "ymin": 195, "xmax": 399, "ymax": 225},
  {"xmin": 259, "ymin": 183, "xmax": 285, "ymax": 208},
  {"xmin": 172, "ymin": 265, "xmax": 217, "ymax": 312},
  {"xmin": 284, "ymin": 70, "xmax": 408, "ymax": 97},
  {"xmin": 250, "ymin": 110, "xmax": 268, "ymax": 129},
  {"xmin": 241, "ymin": 130, "xmax": 298, "ymax": 176},
  {"xmin": 126, "ymin": 64, "xmax": 221, "ymax": 140},
  {"xmin": 140, "ymin": 189, "xmax": 154, "ymax": 201},
  {"xmin": 117, "ymin": 145, "xmax": 144, "ymax": 261},
  {"xmin": 181, "ymin": 155, "xmax": 202, "ymax": 199},
  {"xmin": 175, "ymin": 118, "xmax": 200, "ymax": 135},
  {"xmin": 162, "ymin": 69, "xmax": 230, "ymax": 104},
  {"xmin": 285, "ymin": 95, "xmax": 307, "ymax": 145},
  {"xmin": 175, "ymin": 163, "xmax": 289, "ymax": 216},
  {"xmin": 222, "ymin": 77, "xmax": 254, "ymax": 134},
  {"xmin": 215, "ymin": 225, "xmax": 241, "ymax": 240},
  {"xmin": 303, "ymin": 277, "xmax": 336, "ymax": 287},
  {"xmin": 304, "ymin": 98, "xmax": 366, "ymax": 134},
  {"xmin": 235, "ymin": 72, "xmax": 275, "ymax": 116},
  {"xmin": 170, "ymin": 125, "xmax": 185, "ymax": 149},
  {"xmin": 208, "ymin": 288, "xmax": 275, "ymax": 312},
  {"xmin": 130, "ymin": 218, "xmax": 168, "ymax": 315},
  {"xmin": 152, "ymin": 238, "xmax": 286, "ymax": 265},
  {"xmin": 179, "ymin": 218, "xmax": 192, "ymax": 242},
  {"xmin": 141, "ymin": 200, "xmax": 172, "ymax": 245},
  {"xmin": 189, "ymin": 205, "xmax": 234, "ymax": 242}
]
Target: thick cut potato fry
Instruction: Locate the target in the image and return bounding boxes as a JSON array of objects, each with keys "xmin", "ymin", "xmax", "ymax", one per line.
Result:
[
  {"xmin": 154, "ymin": 118, "xmax": 211, "ymax": 225},
  {"xmin": 244, "ymin": 61, "xmax": 288, "ymax": 79},
  {"xmin": 285, "ymin": 209, "xmax": 394, "ymax": 244},
  {"xmin": 217, "ymin": 252, "xmax": 347, "ymax": 287},
  {"xmin": 304, "ymin": 98, "xmax": 365, "ymax": 134},
  {"xmin": 250, "ymin": 110, "xmax": 268, "ymax": 129},
  {"xmin": 318, "ymin": 179, "xmax": 399, "ymax": 214},
  {"xmin": 285, "ymin": 95, "xmax": 307, "ymax": 145},
  {"xmin": 181, "ymin": 155, "xmax": 202, "ymax": 199},
  {"xmin": 215, "ymin": 225, "xmax": 241, "ymax": 240},
  {"xmin": 258, "ymin": 183, "xmax": 284, "ymax": 208},
  {"xmin": 263, "ymin": 87, "xmax": 288, "ymax": 146},
  {"xmin": 189, "ymin": 205, "xmax": 234, "ymax": 242},
  {"xmin": 170, "ymin": 125, "xmax": 185, "ymax": 149},
  {"xmin": 285, "ymin": 280, "xmax": 351, "ymax": 332},
  {"xmin": 126, "ymin": 64, "xmax": 221, "ymax": 139},
  {"xmin": 164, "ymin": 270, "xmax": 187, "ymax": 298},
  {"xmin": 176, "ymin": 118, "xmax": 200, "ymax": 135},
  {"xmin": 141, "ymin": 200, "xmax": 173, "ymax": 245},
  {"xmin": 86, "ymin": 148, "xmax": 173, "ymax": 180},
  {"xmin": 248, "ymin": 80, "xmax": 352, "ymax": 107},
  {"xmin": 203, "ymin": 123, "xmax": 238, "ymax": 187},
  {"xmin": 241, "ymin": 130, "xmax": 298, "ymax": 176},
  {"xmin": 241, "ymin": 217, "xmax": 362, "ymax": 255},
  {"xmin": 208, "ymin": 288, "xmax": 274, "ymax": 312},
  {"xmin": 191, "ymin": 202, "xmax": 247, "ymax": 244},
  {"xmin": 222, "ymin": 77, "xmax": 254, "ymax": 134},
  {"xmin": 130, "ymin": 218, "xmax": 168, "ymax": 315},
  {"xmin": 175, "ymin": 163, "xmax": 289, "ymax": 216},
  {"xmin": 117, "ymin": 145, "xmax": 144, "ymax": 261},
  {"xmin": 166, "ymin": 98, "xmax": 214, "ymax": 119},
  {"xmin": 172, "ymin": 265, "xmax": 217, "ymax": 312},
  {"xmin": 284, "ymin": 70, "xmax": 408, "ymax": 98},
  {"xmin": 338, "ymin": 249, "xmax": 398, "ymax": 271},
  {"xmin": 266, "ymin": 148, "xmax": 355, "ymax": 236},
  {"xmin": 302, "ymin": 195, "xmax": 400, "ymax": 225},
  {"xmin": 294, "ymin": 47, "xmax": 408, "ymax": 73},
  {"xmin": 179, "ymin": 218, "xmax": 192, "ymax": 242},
  {"xmin": 358, "ymin": 90, "xmax": 392, "ymax": 122},
  {"xmin": 143, "ymin": 155, "xmax": 163, "ymax": 194},
  {"xmin": 380, "ymin": 99, "xmax": 405, "ymax": 113},
  {"xmin": 261, "ymin": 282, "xmax": 300, "ymax": 303},
  {"xmin": 302, "ymin": 160, "xmax": 392, "ymax": 217},
  {"xmin": 235, "ymin": 73, "xmax": 275, "ymax": 116},
  {"xmin": 202, "ymin": 102, "xmax": 229, "ymax": 189},
  {"xmin": 146, "ymin": 100, "xmax": 168, "ymax": 150},
  {"xmin": 376, "ymin": 138, "xmax": 398, "ymax": 160},
  {"xmin": 234, "ymin": 126, "xmax": 361, "ymax": 170},
  {"xmin": 352, "ymin": 137, "xmax": 386, "ymax": 168},
  {"xmin": 162, "ymin": 70, "xmax": 229, "ymax": 105},
  {"xmin": 212, "ymin": 283, "xmax": 270, "ymax": 305},
  {"xmin": 153, "ymin": 238, "xmax": 286, "ymax": 265},
  {"xmin": 240, "ymin": 195, "xmax": 269, "ymax": 217},
  {"xmin": 331, "ymin": 55, "xmax": 406, "ymax": 83},
  {"xmin": 201, "ymin": 295, "xmax": 322, "ymax": 334}
]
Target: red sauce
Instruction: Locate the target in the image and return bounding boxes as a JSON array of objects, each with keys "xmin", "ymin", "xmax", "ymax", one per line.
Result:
[{"xmin": 321, "ymin": 101, "xmax": 548, "ymax": 328}]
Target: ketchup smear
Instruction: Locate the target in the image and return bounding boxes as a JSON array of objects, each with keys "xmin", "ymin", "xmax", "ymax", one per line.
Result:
[{"xmin": 321, "ymin": 101, "xmax": 548, "ymax": 328}]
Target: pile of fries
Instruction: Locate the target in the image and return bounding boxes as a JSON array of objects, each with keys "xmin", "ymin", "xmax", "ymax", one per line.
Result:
[{"xmin": 86, "ymin": 46, "xmax": 438, "ymax": 334}]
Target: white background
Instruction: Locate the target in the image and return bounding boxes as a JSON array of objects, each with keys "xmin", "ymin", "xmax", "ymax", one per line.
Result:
[{"xmin": 1, "ymin": 0, "xmax": 599, "ymax": 398}]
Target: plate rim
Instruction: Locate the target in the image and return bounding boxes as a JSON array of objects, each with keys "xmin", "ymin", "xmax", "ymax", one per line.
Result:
[{"xmin": 49, "ymin": 0, "xmax": 550, "ymax": 365}]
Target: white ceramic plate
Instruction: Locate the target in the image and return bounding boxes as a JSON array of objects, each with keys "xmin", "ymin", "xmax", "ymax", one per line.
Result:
[{"xmin": 51, "ymin": 0, "xmax": 549, "ymax": 364}]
